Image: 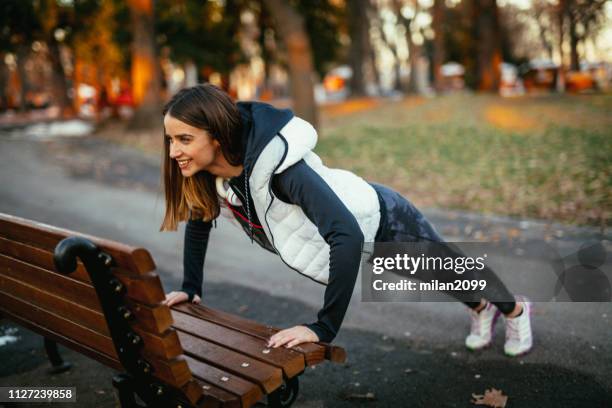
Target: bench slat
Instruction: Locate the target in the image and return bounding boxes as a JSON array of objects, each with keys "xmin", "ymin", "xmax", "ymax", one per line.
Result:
[
  {"xmin": 173, "ymin": 303, "xmax": 341, "ymax": 365},
  {"xmin": 172, "ymin": 310, "xmax": 305, "ymax": 378},
  {"xmin": 125, "ymin": 299, "xmax": 173, "ymax": 334},
  {"xmin": 0, "ymin": 253, "xmax": 102, "ymax": 311},
  {"xmin": 0, "ymin": 307, "xmax": 122, "ymax": 370},
  {"xmin": 0, "ymin": 290, "xmax": 117, "ymax": 357},
  {"xmin": 0, "ymin": 273, "xmax": 108, "ymax": 332},
  {"xmin": 185, "ymin": 355, "xmax": 263, "ymax": 408},
  {"xmin": 0, "ymin": 214, "xmax": 155, "ymax": 275},
  {"xmin": 178, "ymin": 331, "xmax": 283, "ymax": 394},
  {"xmin": 0, "ymin": 238, "xmax": 167, "ymax": 306},
  {"xmin": 196, "ymin": 381, "xmax": 240, "ymax": 408},
  {"xmin": 0, "ymin": 291, "xmax": 192, "ymax": 389},
  {"xmin": 0, "ymin": 272, "xmax": 183, "ymax": 360}
]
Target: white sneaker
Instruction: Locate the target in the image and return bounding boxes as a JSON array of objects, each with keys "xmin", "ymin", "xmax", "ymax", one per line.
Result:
[
  {"xmin": 465, "ymin": 302, "xmax": 501, "ymax": 350},
  {"xmin": 504, "ymin": 296, "xmax": 533, "ymax": 357}
]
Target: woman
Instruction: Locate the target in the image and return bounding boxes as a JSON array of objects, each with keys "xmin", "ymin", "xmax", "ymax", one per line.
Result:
[{"xmin": 161, "ymin": 84, "xmax": 533, "ymax": 356}]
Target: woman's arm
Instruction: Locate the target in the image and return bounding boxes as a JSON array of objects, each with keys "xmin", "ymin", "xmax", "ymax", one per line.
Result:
[
  {"xmin": 270, "ymin": 159, "xmax": 364, "ymax": 344},
  {"xmin": 181, "ymin": 217, "xmax": 213, "ymax": 301}
]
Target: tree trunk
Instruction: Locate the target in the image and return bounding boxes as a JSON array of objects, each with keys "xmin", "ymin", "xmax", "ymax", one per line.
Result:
[
  {"xmin": 0, "ymin": 53, "xmax": 8, "ymax": 110},
  {"xmin": 347, "ymin": 0, "xmax": 369, "ymax": 96},
  {"xmin": 474, "ymin": 0, "xmax": 502, "ymax": 92},
  {"xmin": 432, "ymin": 0, "xmax": 445, "ymax": 92},
  {"xmin": 128, "ymin": 0, "xmax": 162, "ymax": 129},
  {"xmin": 403, "ymin": 26, "xmax": 421, "ymax": 94},
  {"xmin": 365, "ymin": 5, "xmax": 381, "ymax": 94},
  {"xmin": 394, "ymin": 0, "xmax": 420, "ymax": 94},
  {"xmin": 556, "ymin": 0, "xmax": 566, "ymax": 92},
  {"xmin": 47, "ymin": 39, "xmax": 72, "ymax": 116},
  {"xmin": 263, "ymin": 0, "xmax": 318, "ymax": 129},
  {"xmin": 16, "ymin": 44, "xmax": 30, "ymax": 112},
  {"xmin": 534, "ymin": 7, "xmax": 553, "ymax": 60},
  {"xmin": 568, "ymin": 8, "xmax": 580, "ymax": 71}
]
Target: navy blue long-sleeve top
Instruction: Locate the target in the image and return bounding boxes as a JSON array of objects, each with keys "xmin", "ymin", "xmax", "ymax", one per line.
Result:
[{"xmin": 181, "ymin": 159, "xmax": 367, "ymax": 343}]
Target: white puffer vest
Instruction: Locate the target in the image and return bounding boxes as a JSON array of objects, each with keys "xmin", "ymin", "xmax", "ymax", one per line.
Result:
[{"xmin": 243, "ymin": 116, "xmax": 381, "ymax": 284}]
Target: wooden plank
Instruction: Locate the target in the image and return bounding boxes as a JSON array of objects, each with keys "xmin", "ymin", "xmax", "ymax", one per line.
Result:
[
  {"xmin": 116, "ymin": 270, "xmax": 166, "ymax": 305},
  {"xmin": 178, "ymin": 380, "xmax": 206, "ymax": 407},
  {"xmin": 178, "ymin": 331, "xmax": 283, "ymax": 393},
  {"xmin": 0, "ymin": 236, "xmax": 91, "ymax": 282},
  {"xmin": 141, "ymin": 352, "xmax": 193, "ymax": 389},
  {"xmin": 135, "ymin": 328, "xmax": 183, "ymax": 360},
  {"xmin": 0, "ymin": 292, "xmax": 191, "ymax": 389},
  {"xmin": 0, "ymin": 237, "xmax": 165, "ymax": 298},
  {"xmin": 172, "ymin": 310, "xmax": 305, "ymax": 378},
  {"xmin": 184, "ymin": 356, "xmax": 263, "ymax": 408},
  {"xmin": 0, "ymin": 237, "xmax": 166, "ymax": 306},
  {"xmin": 125, "ymin": 299, "xmax": 172, "ymax": 334},
  {"xmin": 0, "ymin": 254, "xmax": 102, "ymax": 311},
  {"xmin": 0, "ymin": 291, "xmax": 118, "ymax": 358},
  {"xmin": 195, "ymin": 381, "xmax": 241, "ymax": 408},
  {"xmin": 173, "ymin": 303, "xmax": 347, "ymax": 365},
  {"xmin": 2, "ymin": 306, "xmax": 204, "ymax": 407},
  {"xmin": 0, "ymin": 308, "xmax": 121, "ymax": 370},
  {"xmin": 0, "ymin": 273, "xmax": 109, "ymax": 334},
  {"xmin": 0, "ymin": 213, "xmax": 155, "ymax": 275},
  {"xmin": 0, "ymin": 275, "xmax": 182, "ymax": 360},
  {"xmin": 0, "ymin": 253, "xmax": 165, "ymax": 310}
]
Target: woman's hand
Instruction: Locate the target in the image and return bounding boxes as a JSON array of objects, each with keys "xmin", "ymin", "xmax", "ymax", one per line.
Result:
[
  {"xmin": 267, "ymin": 325, "xmax": 319, "ymax": 348},
  {"xmin": 163, "ymin": 291, "xmax": 201, "ymax": 307}
]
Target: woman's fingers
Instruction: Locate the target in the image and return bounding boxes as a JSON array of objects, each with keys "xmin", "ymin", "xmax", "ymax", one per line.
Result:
[
  {"xmin": 163, "ymin": 291, "xmax": 188, "ymax": 306},
  {"xmin": 285, "ymin": 338, "xmax": 303, "ymax": 348},
  {"xmin": 267, "ymin": 326, "xmax": 319, "ymax": 348}
]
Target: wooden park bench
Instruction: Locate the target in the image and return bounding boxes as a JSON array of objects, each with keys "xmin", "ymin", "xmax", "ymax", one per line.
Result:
[{"xmin": 0, "ymin": 213, "xmax": 346, "ymax": 407}]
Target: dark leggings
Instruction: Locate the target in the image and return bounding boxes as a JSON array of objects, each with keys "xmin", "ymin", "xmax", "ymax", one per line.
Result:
[{"xmin": 371, "ymin": 183, "xmax": 516, "ymax": 315}]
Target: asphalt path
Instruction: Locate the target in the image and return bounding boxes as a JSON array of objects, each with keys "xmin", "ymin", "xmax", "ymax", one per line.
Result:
[{"xmin": 0, "ymin": 133, "xmax": 610, "ymax": 408}]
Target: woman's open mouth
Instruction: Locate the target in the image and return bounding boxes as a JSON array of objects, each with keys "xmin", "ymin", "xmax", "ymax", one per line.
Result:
[{"xmin": 177, "ymin": 159, "xmax": 192, "ymax": 169}]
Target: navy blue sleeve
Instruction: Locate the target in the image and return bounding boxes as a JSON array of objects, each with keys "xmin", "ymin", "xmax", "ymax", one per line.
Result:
[
  {"xmin": 272, "ymin": 160, "xmax": 364, "ymax": 343},
  {"xmin": 181, "ymin": 217, "xmax": 212, "ymax": 300}
]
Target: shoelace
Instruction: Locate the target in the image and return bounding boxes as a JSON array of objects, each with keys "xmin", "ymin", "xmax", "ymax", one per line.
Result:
[
  {"xmin": 506, "ymin": 313, "xmax": 526, "ymax": 341},
  {"xmin": 471, "ymin": 310, "xmax": 486, "ymax": 334},
  {"xmin": 506, "ymin": 321, "xmax": 519, "ymax": 340}
]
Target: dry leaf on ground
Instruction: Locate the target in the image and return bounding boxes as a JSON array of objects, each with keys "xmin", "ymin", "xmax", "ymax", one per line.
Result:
[{"xmin": 471, "ymin": 388, "xmax": 508, "ymax": 408}]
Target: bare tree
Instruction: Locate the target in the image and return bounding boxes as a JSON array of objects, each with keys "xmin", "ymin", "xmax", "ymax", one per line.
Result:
[
  {"xmin": 347, "ymin": 0, "xmax": 370, "ymax": 96},
  {"xmin": 262, "ymin": 0, "xmax": 318, "ymax": 129},
  {"xmin": 432, "ymin": 0, "xmax": 445, "ymax": 92},
  {"xmin": 533, "ymin": 0, "xmax": 555, "ymax": 60},
  {"xmin": 393, "ymin": 0, "xmax": 421, "ymax": 93},
  {"xmin": 473, "ymin": 0, "xmax": 502, "ymax": 91},
  {"xmin": 128, "ymin": 0, "xmax": 162, "ymax": 129},
  {"xmin": 564, "ymin": 0, "xmax": 606, "ymax": 71}
]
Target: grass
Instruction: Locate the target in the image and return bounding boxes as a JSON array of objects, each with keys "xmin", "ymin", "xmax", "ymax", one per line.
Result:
[{"xmin": 317, "ymin": 93, "xmax": 611, "ymax": 228}]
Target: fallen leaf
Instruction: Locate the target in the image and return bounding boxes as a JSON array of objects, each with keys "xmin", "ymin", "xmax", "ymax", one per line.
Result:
[
  {"xmin": 471, "ymin": 388, "xmax": 508, "ymax": 408},
  {"xmin": 344, "ymin": 392, "xmax": 376, "ymax": 401}
]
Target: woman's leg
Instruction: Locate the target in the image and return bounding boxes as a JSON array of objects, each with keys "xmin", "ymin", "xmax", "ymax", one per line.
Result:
[
  {"xmin": 372, "ymin": 183, "xmax": 533, "ymax": 355},
  {"xmin": 372, "ymin": 183, "xmax": 517, "ymax": 312}
]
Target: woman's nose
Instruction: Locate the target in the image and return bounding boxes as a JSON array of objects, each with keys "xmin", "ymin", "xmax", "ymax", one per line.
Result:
[{"xmin": 169, "ymin": 142, "xmax": 181, "ymax": 158}]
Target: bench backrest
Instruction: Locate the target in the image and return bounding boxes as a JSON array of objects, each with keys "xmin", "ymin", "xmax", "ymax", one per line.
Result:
[{"xmin": 0, "ymin": 213, "xmax": 202, "ymax": 405}]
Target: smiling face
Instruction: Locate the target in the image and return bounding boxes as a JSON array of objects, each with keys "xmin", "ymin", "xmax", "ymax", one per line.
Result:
[{"xmin": 164, "ymin": 113, "xmax": 223, "ymax": 177}]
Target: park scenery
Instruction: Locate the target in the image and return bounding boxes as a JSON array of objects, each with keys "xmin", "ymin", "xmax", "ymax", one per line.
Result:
[{"xmin": 0, "ymin": 1, "xmax": 611, "ymax": 407}]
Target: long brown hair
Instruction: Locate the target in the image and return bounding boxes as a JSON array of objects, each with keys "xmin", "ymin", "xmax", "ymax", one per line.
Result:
[{"xmin": 160, "ymin": 84, "xmax": 243, "ymax": 231}]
